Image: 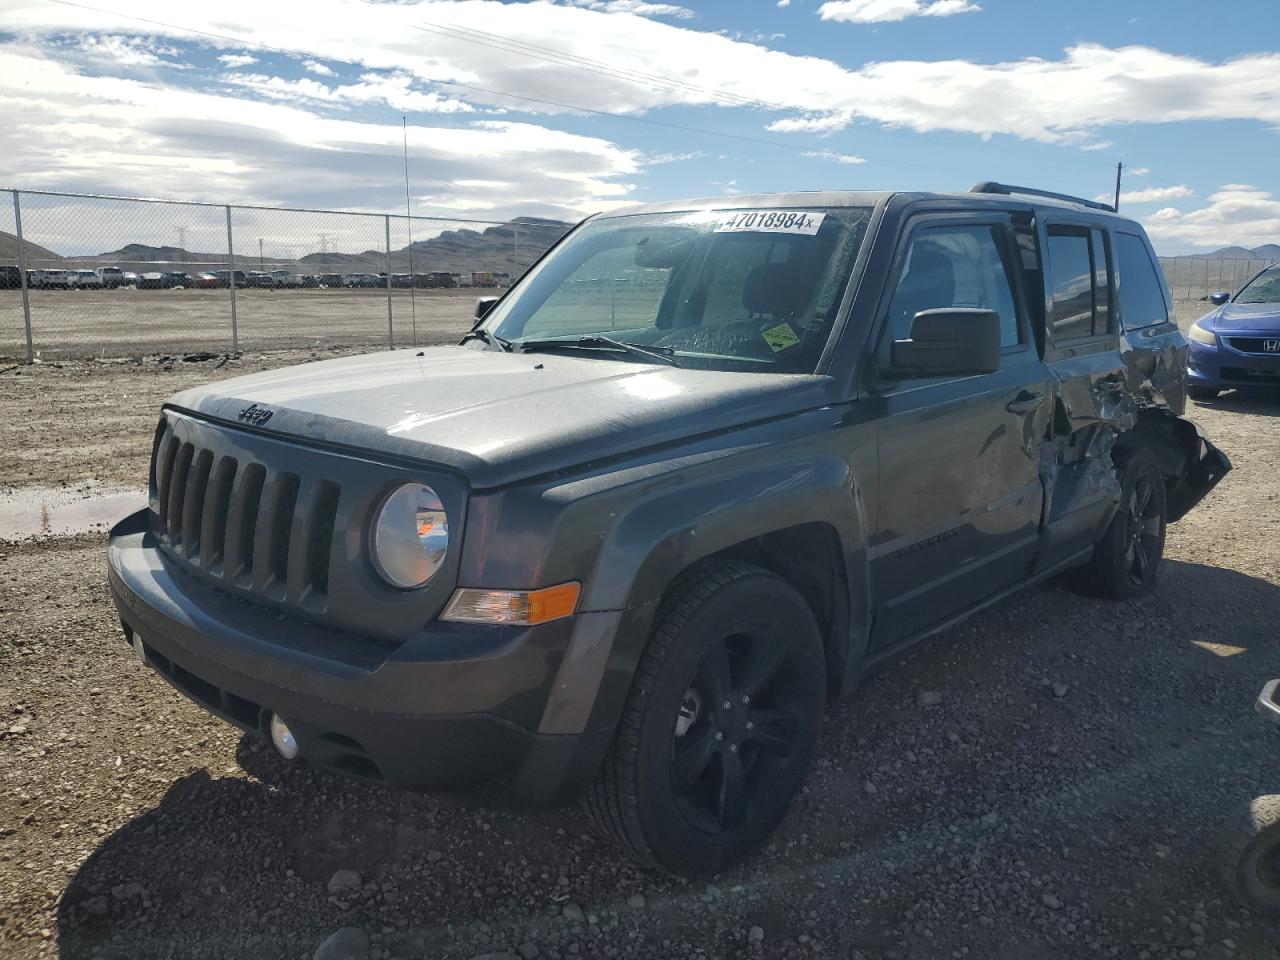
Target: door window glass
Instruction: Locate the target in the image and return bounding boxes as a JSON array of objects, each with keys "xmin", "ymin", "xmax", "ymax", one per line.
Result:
[
  {"xmin": 1046, "ymin": 230, "xmax": 1094, "ymax": 339},
  {"xmin": 1116, "ymin": 232, "xmax": 1170, "ymax": 329},
  {"xmin": 887, "ymin": 224, "xmax": 1021, "ymax": 348}
]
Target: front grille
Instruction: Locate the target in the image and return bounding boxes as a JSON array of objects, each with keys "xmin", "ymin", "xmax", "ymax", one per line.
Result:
[
  {"xmin": 1222, "ymin": 366, "xmax": 1280, "ymax": 384},
  {"xmin": 152, "ymin": 423, "xmax": 340, "ymax": 612},
  {"xmin": 1224, "ymin": 336, "xmax": 1280, "ymax": 355}
]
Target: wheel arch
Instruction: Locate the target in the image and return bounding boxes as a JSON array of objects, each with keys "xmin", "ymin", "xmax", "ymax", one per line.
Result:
[{"xmin": 542, "ymin": 454, "xmax": 872, "ymax": 738}]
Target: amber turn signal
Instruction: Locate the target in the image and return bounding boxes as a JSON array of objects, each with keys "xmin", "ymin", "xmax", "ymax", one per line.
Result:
[{"xmin": 440, "ymin": 582, "xmax": 582, "ymax": 626}]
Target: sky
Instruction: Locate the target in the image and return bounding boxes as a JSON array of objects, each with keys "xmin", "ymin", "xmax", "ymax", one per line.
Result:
[{"xmin": 1, "ymin": 0, "xmax": 1279, "ymax": 253}]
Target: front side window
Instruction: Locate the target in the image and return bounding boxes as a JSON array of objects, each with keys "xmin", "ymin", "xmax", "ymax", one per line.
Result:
[
  {"xmin": 885, "ymin": 223, "xmax": 1021, "ymax": 348},
  {"xmin": 1235, "ymin": 265, "xmax": 1280, "ymax": 304},
  {"xmin": 485, "ymin": 207, "xmax": 873, "ymax": 373},
  {"xmin": 1116, "ymin": 232, "xmax": 1170, "ymax": 328}
]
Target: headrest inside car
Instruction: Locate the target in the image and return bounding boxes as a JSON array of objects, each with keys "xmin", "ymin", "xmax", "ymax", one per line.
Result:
[{"xmin": 742, "ymin": 262, "xmax": 806, "ymax": 317}]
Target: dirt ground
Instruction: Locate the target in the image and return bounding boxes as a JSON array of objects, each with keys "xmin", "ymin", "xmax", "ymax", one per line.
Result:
[
  {"xmin": 0, "ymin": 287, "xmax": 477, "ymax": 361},
  {"xmin": 1, "ymin": 341, "xmax": 1278, "ymax": 960}
]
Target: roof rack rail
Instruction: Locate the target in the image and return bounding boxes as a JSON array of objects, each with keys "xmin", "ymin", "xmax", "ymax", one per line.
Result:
[{"xmin": 969, "ymin": 181, "xmax": 1115, "ymax": 213}]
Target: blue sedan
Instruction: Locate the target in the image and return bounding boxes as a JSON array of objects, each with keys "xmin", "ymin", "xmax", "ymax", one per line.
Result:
[{"xmin": 1187, "ymin": 263, "xmax": 1280, "ymax": 399}]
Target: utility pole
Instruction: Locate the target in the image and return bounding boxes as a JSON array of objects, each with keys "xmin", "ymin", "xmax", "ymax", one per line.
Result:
[{"xmin": 1113, "ymin": 162, "xmax": 1123, "ymax": 212}]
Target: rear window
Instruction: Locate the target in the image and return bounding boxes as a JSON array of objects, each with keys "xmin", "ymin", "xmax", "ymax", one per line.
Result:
[{"xmin": 1116, "ymin": 232, "xmax": 1169, "ymax": 329}]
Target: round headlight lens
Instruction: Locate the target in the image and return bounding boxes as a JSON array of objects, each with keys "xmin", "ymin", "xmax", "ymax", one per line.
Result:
[
  {"xmin": 1188, "ymin": 322, "xmax": 1217, "ymax": 346},
  {"xmin": 370, "ymin": 483, "xmax": 449, "ymax": 589}
]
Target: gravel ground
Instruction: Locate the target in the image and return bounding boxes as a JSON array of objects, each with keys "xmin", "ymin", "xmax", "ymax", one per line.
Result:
[{"xmin": 1, "ymin": 350, "xmax": 1278, "ymax": 960}]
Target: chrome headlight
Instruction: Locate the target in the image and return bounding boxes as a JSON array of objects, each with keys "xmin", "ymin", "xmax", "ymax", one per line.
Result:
[
  {"xmin": 370, "ymin": 483, "xmax": 449, "ymax": 589},
  {"xmin": 1188, "ymin": 322, "xmax": 1217, "ymax": 346}
]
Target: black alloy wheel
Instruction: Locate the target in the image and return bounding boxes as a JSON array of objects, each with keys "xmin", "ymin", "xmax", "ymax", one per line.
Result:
[{"xmin": 586, "ymin": 560, "xmax": 826, "ymax": 878}]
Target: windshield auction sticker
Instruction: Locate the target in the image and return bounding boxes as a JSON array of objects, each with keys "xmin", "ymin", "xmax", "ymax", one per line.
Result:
[
  {"xmin": 714, "ymin": 211, "xmax": 825, "ymax": 235},
  {"xmin": 761, "ymin": 322, "xmax": 801, "ymax": 352}
]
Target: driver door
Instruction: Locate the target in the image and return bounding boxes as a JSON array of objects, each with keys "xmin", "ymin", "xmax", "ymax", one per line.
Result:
[{"xmin": 869, "ymin": 214, "xmax": 1052, "ymax": 649}]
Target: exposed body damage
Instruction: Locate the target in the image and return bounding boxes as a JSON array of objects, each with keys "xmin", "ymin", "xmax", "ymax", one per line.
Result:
[{"xmin": 107, "ymin": 184, "xmax": 1231, "ymax": 878}]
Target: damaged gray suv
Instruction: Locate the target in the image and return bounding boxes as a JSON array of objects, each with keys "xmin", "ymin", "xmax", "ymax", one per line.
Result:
[{"xmin": 108, "ymin": 183, "xmax": 1229, "ymax": 878}]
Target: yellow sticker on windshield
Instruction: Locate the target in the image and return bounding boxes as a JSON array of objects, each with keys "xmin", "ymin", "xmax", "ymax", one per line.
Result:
[{"xmin": 761, "ymin": 322, "xmax": 800, "ymax": 352}]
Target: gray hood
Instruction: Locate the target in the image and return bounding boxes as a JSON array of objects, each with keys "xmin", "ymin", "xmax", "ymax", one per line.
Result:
[{"xmin": 167, "ymin": 347, "xmax": 835, "ymax": 489}]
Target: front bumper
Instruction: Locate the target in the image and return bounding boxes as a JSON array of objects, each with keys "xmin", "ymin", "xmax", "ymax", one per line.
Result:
[
  {"xmin": 107, "ymin": 509, "xmax": 616, "ymax": 808},
  {"xmin": 1188, "ymin": 339, "xmax": 1280, "ymax": 389}
]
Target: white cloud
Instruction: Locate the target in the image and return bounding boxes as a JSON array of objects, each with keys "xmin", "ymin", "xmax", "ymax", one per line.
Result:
[
  {"xmin": 76, "ymin": 34, "xmax": 184, "ymax": 68},
  {"xmin": 778, "ymin": 0, "xmax": 792, "ymax": 6},
  {"xmin": 1093, "ymin": 184, "xmax": 1193, "ymax": 204},
  {"xmin": 3, "ymin": 2, "xmax": 1280, "ymax": 150},
  {"xmin": 1143, "ymin": 185, "xmax": 1280, "ymax": 250},
  {"xmin": 802, "ymin": 149, "xmax": 867, "ymax": 164},
  {"xmin": 221, "ymin": 70, "xmax": 477, "ymax": 114},
  {"xmin": 0, "ymin": 44, "xmax": 639, "ymax": 219},
  {"xmin": 561, "ymin": 0, "xmax": 695, "ymax": 18},
  {"xmin": 1129, "ymin": 166, "xmax": 1150, "ymax": 176},
  {"xmin": 302, "ymin": 59, "xmax": 335, "ymax": 76},
  {"xmin": 818, "ymin": 0, "xmax": 980, "ymax": 23},
  {"xmin": 217, "ymin": 52, "xmax": 257, "ymax": 68}
]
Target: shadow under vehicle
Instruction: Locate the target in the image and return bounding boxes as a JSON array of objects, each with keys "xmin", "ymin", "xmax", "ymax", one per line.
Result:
[{"xmin": 108, "ymin": 182, "xmax": 1229, "ymax": 879}]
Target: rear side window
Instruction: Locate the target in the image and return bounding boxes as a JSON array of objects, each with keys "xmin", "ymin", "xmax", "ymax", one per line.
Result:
[
  {"xmin": 886, "ymin": 224, "xmax": 1021, "ymax": 348},
  {"xmin": 1046, "ymin": 226, "xmax": 1111, "ymax": 340},
  {"xmin": 1116, "ymin": 232, "xmax": 1170, "ymax": 329}
]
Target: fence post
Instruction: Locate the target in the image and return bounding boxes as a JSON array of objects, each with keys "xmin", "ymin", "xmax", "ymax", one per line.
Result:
[
  {"xmin": 12, "ymin": 190, "xmax": 33, "ymax": 363},
  {"xmin": 385, "ymin": 214, "xmax": 394, "ymax": 350},
  {"xmin": 225, "ymin": 205, "xmax": 239, "ymax": 355}
]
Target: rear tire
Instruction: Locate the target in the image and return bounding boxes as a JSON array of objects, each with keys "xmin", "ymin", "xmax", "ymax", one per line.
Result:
[
  {"xmin": 1217, "ymin": 795, "xmax": 1280, "ymax": 917},
  {"xmin": 585, "ymin": 560, "xmax": 826, "ymax": 878},
  {"xmin": 1076, "ymin": 448, "xmax": 1167, "ymax": 600},
  {"xmin": 1187, "ymin": 386, "xmax": 1220, "ymax": 402}
]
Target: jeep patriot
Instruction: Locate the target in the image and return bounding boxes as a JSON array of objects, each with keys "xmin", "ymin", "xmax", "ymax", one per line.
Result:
[{"xmin": 108, "ymin": 183, "xmax": 1230, "ymax": 877}]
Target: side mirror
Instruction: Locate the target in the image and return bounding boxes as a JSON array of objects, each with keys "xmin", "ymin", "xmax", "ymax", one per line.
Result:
[
  {"xmin": 1209, "ymin": 291, "xmax": 1230, "ymax": 306},
  {"xmin": 886, "ymin": 308, "xmax": 1001, "ymax": 379},
  {"xmin": 473, "ymin": 296, "xmax": 499, "ymax": 322}
]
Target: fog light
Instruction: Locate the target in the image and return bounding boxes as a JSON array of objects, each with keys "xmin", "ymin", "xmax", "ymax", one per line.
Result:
[{"xmin": 269, "ymin": 714, "xmax": 299, "ymax": 760}]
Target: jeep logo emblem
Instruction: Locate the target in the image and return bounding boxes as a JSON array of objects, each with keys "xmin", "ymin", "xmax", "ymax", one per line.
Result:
[
  {"xmin": 237, "ymin": 403, "xmax": 274, "ymax": 426},
  {"xmin": 1265, "ymin": 339, "xmax": 1280, "ymax": 353}
]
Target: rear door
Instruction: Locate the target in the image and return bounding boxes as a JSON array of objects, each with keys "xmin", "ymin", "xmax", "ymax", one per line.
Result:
[
  {"xmin": 868, "ymin": 211, "xmax": 1053, "ymax": 649},
  {"xmin": 1035, "ymin": 216, "xmax": 1129, "ymax": 571}
]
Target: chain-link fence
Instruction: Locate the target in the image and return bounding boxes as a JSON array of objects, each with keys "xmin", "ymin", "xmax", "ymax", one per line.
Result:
[
  {"xmin": 1158, "ymin": 256, "xmax": 1276, "ymax": 305},
  {"xmin": 0, "ymin": 188, "xmax": 570, "ymax": 361},
  {"xmin": 2, "ymin": 188, "xmax": 1274, "ymax": 362}
]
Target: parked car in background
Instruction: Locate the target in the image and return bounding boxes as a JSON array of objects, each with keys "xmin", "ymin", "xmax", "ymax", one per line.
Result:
[
  {"xmin": 318, "ymin": 274, "xmax": 344, "ymax": 288},
  {"xmin": 271, "ymin": 270, "xmax": 295, "ymax": 287},
  {"xmin": 109, "ymin": 183, "xmax": 1230, "ymax": 879},
  {"xmin": 390, "ymin": 273, "xmax": 413, "ymax": 288},
  {"xmin": 1186, "ymin": 262, "xmax": 1280, "ymax": 399},
  {"xmin": 122, "ymin": 272, "xmax": 139, "ymax": 287},
  {"xmin": 456, "ymin": 273, "xmax": 472, "ymax": 288},
  {"xmin": 192, "ymin": 273, "xmax": 223, "ymax": 289},
  {"xmin": 72, "ymin": 270, "xmax": 104, "ymax": 289},
  {"xmin": 244, "ymin": 271, "xmax": 276, "ymax": 288},
  {"xmin": 471, "ymin": 271, "xmax": 496, "ymax": 288},
  {"xmin": 0, "ymin": 265, "xmax": 23, "ymax": 289},
  {"xmin": 136, "ymin": 273, "xmax": 166, "ymax": 289},
  {"xmin": 32, "ymin": 269, "xmax": 70, "ymax": 289},
  {"xmin": 299, "ymin": 274, "xmax": 320, "ymax": 288},
  {"xmin": 209, "ymin": 270, "xmax": 247, "ymax": 287},
  {"xmin": 96, "ymin": 267, "xmax": 125, "ymax": 289}
]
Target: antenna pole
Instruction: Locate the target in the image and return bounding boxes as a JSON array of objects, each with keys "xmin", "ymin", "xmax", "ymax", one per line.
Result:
[
  {"xmin": 1113, "ymin": 162, "xmax": 1123, "ymax": 212},
  {"xmin": 402, "ymin": 116, "xmax": 417, "ymax": 348}
]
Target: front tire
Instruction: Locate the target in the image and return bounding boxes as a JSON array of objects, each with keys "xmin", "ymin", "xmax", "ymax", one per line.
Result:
[
  {"xmin": 585, "ymin": 560, "xmax": 826, "ymax": 878},
  {"xmin": 1076, "ymin": 448, "xmax": 1167, "ymax": 600},
  {"xmin": 1218, "ymin": 795, "xmax": 1280, "ymax": 916}
]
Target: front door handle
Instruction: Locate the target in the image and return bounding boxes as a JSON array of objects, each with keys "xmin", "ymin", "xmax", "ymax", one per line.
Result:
[{"xmin": 1006, "ymin": 392, "xmax": 1044, "ymax": 414}]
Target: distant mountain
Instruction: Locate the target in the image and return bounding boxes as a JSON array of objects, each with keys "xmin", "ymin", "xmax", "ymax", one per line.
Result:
[
  {"xmin": 1190, "ymin": 244, "xmax": 1280, "ymax": 260},
  {"xmin": 0, "ymin": 231, "xmax": 63, "ymax": 266}
]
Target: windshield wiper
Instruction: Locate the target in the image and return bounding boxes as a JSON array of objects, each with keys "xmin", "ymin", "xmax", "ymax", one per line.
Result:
[
  {"xmin": 516, "ymin": 336, "xmax": 680, "ymax": 366},
  {"xmin": 460, "ymin": 327, "xmax": 511, "ymax": 351}
]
